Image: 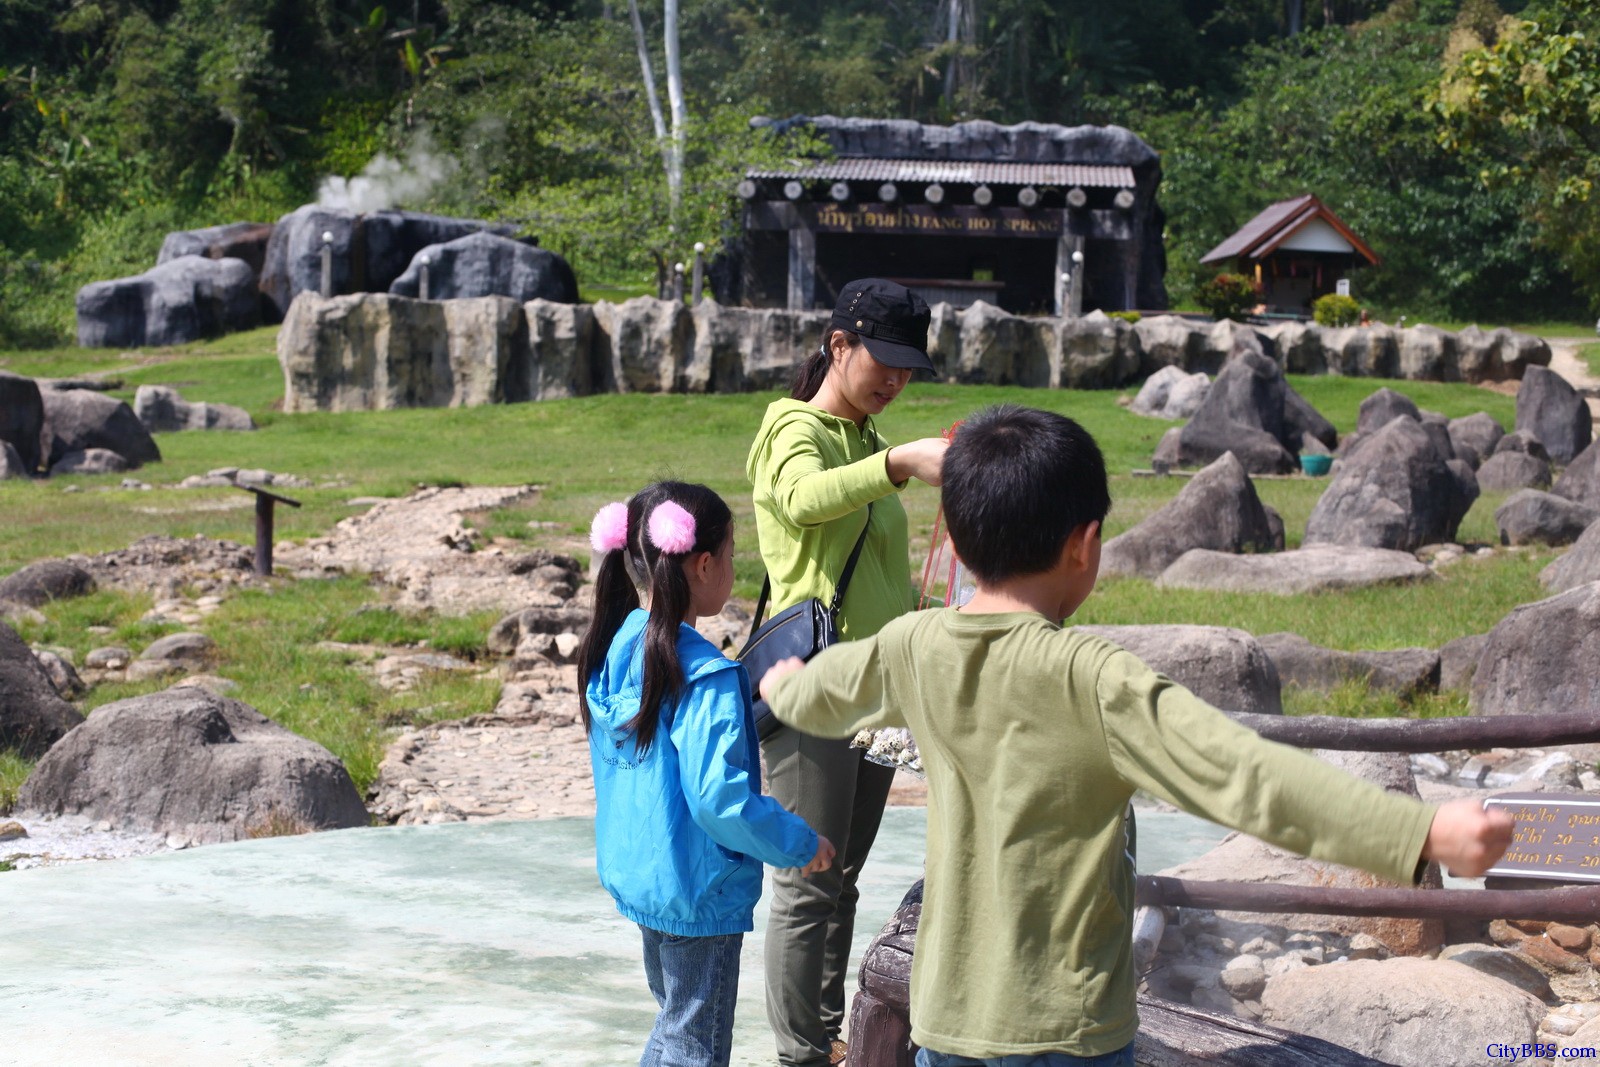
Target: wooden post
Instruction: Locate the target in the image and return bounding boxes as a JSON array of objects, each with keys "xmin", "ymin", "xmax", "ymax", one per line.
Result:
[
  {"xmin": 1136, "ymin": 876, "xmax": 1600, "ymax": 924},
  {"xmin": 1225, "ymin": 709, "xmax": 1600, "ymax": 753},
  {"xmin": 788, "ymin": 226, "xmax": 816, "ymax": 310},
  {"xmin": 237, "ymin": 484, "xmax": 302, "ymax": 577}
]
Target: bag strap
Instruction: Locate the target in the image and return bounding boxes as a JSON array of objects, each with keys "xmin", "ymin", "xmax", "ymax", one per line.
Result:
[{"xmin": 749, "ymin": 502, "xmax": 873, "ymax": 634}]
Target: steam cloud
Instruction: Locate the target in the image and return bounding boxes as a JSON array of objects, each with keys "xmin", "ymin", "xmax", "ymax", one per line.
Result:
[{"xmin": 317, "ymin": 133, "xmax": 460, "ymax": 213}]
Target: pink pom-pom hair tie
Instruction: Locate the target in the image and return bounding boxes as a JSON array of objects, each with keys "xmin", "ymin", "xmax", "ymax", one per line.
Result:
[
  {"xmin": 647, "ymin": 500, "xmax": 698, "ymax": 555},
  {"xmin": 589, "ymin": 502, "xmax": 630, "ymax": 554}
]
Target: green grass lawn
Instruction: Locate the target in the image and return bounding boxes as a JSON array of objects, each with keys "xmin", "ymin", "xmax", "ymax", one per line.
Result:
[
  {"xmin": 1581, "ymin": 342, "xmax": 1600, "ymax": 378},
  {"xmin": 0, "ymin": 327, "xmax": 1558, "ymax": 806}
]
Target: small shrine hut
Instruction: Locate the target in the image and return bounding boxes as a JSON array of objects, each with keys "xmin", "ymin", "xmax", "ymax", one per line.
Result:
[
  {"xmin": 722, "ymin": 117, "xmax": 1169, "ymax": 316},
  {"xmin": 1199, "ymin": 194, "xmax": 1379, "ymax": 315}
]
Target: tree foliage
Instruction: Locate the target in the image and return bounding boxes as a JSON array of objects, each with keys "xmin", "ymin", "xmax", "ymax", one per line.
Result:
[
  {"xmin": 1434, "ymin": 0, "xmax": 1600, "ymax": 310},
  {"xmin": 0, "ymin": 0, "xmax": 1595, "ymax": 345}
]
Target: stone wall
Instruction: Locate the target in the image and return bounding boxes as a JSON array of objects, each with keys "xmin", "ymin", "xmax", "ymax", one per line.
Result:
[{"xmin": 277, "ymin": 293, "xmax": 1552, "ymax": 412}]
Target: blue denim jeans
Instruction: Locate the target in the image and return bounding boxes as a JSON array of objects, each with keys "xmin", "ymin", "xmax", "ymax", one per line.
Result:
[
  {"xmin": 637, "ymin": 924, "xmax": 744, "ymax": 1067},
  {"xmin": 916, "ymin": 1042, "xmax": 1136, "ymax": 1067}
]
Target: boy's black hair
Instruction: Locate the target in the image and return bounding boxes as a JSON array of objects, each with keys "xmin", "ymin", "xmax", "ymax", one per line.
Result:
[
  {"xmin": 942, "ymin": 404, "xmax": 1110, "ymax": 583},
  {"xmin": 576, "ymin": 481, "xmax": 733, "ymax": 756}
]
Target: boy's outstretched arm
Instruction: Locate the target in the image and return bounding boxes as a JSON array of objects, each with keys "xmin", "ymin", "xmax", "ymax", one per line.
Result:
[
  {"xmin": 1422, "ymin": 798, "xmax": 1514, "ymax": 877},
  {"xmin": 758, "ymin": 657, "xmax": 807, "ymax": 703},
  {"xmin": 759, "ymin": 638, "xmax": 903, "ymax": 738}
]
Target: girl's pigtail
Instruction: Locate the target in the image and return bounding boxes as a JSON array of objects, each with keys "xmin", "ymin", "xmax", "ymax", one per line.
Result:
[
  {"xmin": 576, "ymin": 502, "xmax": 638, "ymax": 734},
  {"xmin": 633, "ymin": 548, "xmax": 691, "ymax": 756}
]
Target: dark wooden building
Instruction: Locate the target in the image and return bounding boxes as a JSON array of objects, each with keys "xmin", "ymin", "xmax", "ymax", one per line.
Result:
[
  {"xmin": 1200, "ymin": 194, "xmax": 1379, "ymax": 315},
  {"xmin": 721, "ymin": 117, "xmax": 1169, "ymax": 316}
]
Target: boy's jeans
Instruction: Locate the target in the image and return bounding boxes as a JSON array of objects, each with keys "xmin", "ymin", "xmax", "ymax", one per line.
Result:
[
  {"xmin": 637, "ymin": 925, "xmax": 744, "ymax": 1067},
  {"xmin": 916, "ymin": 1043, "xmax": 1136, "ymax": 1067}
]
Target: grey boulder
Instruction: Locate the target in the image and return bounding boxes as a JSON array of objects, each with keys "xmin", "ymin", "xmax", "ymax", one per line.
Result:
[
  {"xmin": 1129, "ymin": 365, "xmax": 1210, "ymax": 419},
  {"xmin": 50, "ymin": 448, "xmax": 130, "ymax": 475},
  {"xmin": 1494, "ymin": 489, "xmax": 1599, "ymax": 547},
  {"xmin": 1258, "ymin": 632, "xmax": 1440, "ymax": 697},
  {"xmin": 1261, "ymin": 958, "xmax": 1543, "ymax": 1067},
  {"xmin": 1305, "ymin": 417, "xmax": 1478, "ymax": 551},
  {"xmin": 259, "ymin": 205, "xmax": 516, "ymax": 319},
  {"xmin": 1101, "ymin": 453, "xmax": 1277, "ymax": 579},
  {"xmin": 1075, "ymin": 624, "xmax": 1282, "ymax": 715},
  {"xmin": 1151, "ymin": 348, "xmax": 1300, "ymax": 474},
  {"xmin": 1438, "ymin": 633, "xmax": 1488, "ymax": 691},
  {"xmin": 157, "ymin": 221, "xmax": 275, "ymax": 275},
  {"xmin": 1157, "ymin": 544, "xmax": 1434, "ymax": 595},
  {"xmin": 389, "ymin": 231, "xmax": 577, "ymax": 305},
  {"xmin": 0, "ymin": 370, "xmax": 45, "ymax": 475},
  {"xmin": 0, "ymin": 561, "xmax": 96, "ymax": 608},
  {"xmin": 1553, "ymin": 440, "xmax": 1600, "ymax": 509},
  {"xmin": 40, "ymin": 387, "xmax": 160, "ymax": 469},
  {"xmin": 1447, "ymin": 411, "xmax": 1505, "ymax": 468},
  {"xmin": 75, "ymin": 255, "xmax": 260, "ymax": 348},
  {"xmin": 1475, "ymin": 450, "xmax": 1551, "ymax": 492},
  {"xmin": 1515, "ymin": 364, "xmax": 1592, "ymax": 465},
  {"xmin": 1472, "ymin": 582, "xmax": 1600, "ymax": 716},
  {"xmin": 16, "ymin": 687, "xmax": 369, "ymax": 842},
  {"xmin": 0, "ymin": 440, "xmax": 25, "ymax": 480},
  {"xmin": 133, "ymin": 385, "xmax": 255, "ymax": 433},
  {"xmin": 1494, "ymin": 430, "xmax": 1551, "ymax": 462},
  {"xmin": 1541, "ymin": 521, "xmax": 1600, "ymax": 593},
  {"xmin": 0, "ymin": 621, "xmax": 85, "ymax": 757}
]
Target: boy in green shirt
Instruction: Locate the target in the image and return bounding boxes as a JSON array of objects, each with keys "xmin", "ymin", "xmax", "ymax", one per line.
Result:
[{"xmin": 759, "ymin": 403, "xmax": 1513, "ymax": 1067}]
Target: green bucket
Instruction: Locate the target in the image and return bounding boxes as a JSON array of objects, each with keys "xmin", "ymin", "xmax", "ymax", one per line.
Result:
[{"xmin": 1300, "ymin": 453, "xmax": 1332, "ymax": 476}]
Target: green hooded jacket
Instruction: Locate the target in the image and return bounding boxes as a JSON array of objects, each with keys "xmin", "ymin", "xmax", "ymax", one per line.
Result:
[{"xmin": 746, "ymin": 398, "xmax": 913, "ymax": 640}]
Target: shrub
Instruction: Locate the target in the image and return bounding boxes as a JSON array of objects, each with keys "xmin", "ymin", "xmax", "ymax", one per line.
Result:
[
  {"xmin": 1195, "ymin": 273, "xmax": 1261, "ymax": 322},
  {"xmin": 1108, "ymin": 310, "xmax": 1142, "ymax": 324},
  {"xmin": 1313, "ymin": 293, "xmax": 1362, "ymax": 327}
]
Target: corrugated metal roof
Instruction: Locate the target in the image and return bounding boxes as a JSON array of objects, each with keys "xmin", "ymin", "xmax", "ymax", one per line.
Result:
[
  {"xmin": 746, "ymin": 158, "xmax": 1135, "ymax": 188},
  {"xmin": 1200, "ymin": 195, "xmax": 1318, "ymax": 263}
]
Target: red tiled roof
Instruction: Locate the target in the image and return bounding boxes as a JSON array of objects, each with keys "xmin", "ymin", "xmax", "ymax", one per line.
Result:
[{"xmin": 1200, "ymin": 194, "xmax": 1379, "ymax": 266}]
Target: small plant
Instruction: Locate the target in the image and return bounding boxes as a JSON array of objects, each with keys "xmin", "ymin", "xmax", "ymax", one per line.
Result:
[
  {"xmin": 1313, "ymin": 293, "xmax": 1362, "ymax": 327},
  {"xmin": 0, "ymin": 750, "xmax": 32, "ymax": 814},
  {"xmin": 1108, "ymin": 310, "xmax": 1142, "ymax": 324},
  {"xmin": 1195, "ymin": 273, "xmax": 1261, "ymax": 322},
  {"xmin": 245, "ymin": 809, "xmax": 315, "ymax": 839}
]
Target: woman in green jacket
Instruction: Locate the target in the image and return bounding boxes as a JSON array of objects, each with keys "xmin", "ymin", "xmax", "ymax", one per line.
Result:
[{"xmin": 746, "ymin": 279, "xmax": 947, "ymax": 1067}]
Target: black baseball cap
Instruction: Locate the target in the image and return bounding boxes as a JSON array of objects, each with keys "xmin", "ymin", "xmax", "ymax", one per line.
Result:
[{"xmin": 828, "ymin": 279, "xmax": 934, "ymax": 372}]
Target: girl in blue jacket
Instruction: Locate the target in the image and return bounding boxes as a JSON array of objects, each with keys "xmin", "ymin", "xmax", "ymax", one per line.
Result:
[{"xmin": 578, "ymin": 480, "xmax": 835, "ymax": 1067}]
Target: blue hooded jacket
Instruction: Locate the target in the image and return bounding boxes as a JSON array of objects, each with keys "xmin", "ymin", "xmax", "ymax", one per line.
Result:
[{"xmin": 586, "ymin": 609, "xmax": 818, "ymax": 936}]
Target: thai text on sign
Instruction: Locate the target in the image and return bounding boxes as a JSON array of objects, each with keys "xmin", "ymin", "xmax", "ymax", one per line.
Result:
[
  {"xmin": 809, "ymin": 203, "xmax": 1063, "ymax": 238},
  {"xmin": 1485, "ymin": 793, "xmax": 1600, "ymax": 882}
]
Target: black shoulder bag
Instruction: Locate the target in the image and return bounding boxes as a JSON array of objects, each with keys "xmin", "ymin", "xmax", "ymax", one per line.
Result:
[{"xmin": 737, "ymin": 503, "xmax": 872, "ymax": 741}]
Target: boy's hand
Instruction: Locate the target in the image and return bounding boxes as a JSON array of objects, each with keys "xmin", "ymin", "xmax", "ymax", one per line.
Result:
[
  {"xmin": 801, "ymin": 835, "xmax": 836, "ymax": 876},
  {"xmin": 1422, "ymin": 797, "xmax": 1514, "ymax": 877},
  {"xmin": 886, "ymin": 437, "xmax": 948, "ymax": 487},
  {"xmin": 759, "ymin": 657, "xmax": 806, "ymax": 704}
]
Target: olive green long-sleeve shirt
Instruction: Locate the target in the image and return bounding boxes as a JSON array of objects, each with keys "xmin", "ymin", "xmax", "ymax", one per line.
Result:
[
  {"xmin": 746, "ymin": 398, "xmax": 912, "ymax": 639},
  {"xmin": 768, "ymin": 608, "xmax": 1437, "ymax": 1059}
]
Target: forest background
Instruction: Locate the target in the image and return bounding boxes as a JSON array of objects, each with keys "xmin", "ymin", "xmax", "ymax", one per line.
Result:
[{"xmin": 2, "ymin": 0, "xmax": 1598, "ymax": 348}]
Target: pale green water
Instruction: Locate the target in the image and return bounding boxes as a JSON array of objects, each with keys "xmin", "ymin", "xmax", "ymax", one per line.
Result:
[{"xmin": 0, "ymin": 807, "xmax": 1228, "ymax": 1065}]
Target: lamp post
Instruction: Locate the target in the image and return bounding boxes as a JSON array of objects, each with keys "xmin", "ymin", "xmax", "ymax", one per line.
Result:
[
  {"xmin": 691, "ymin": 241, "xmax": 706, "ymax": 306},
  {"xmin": 418, "ymin": 253, "xmax": 431, "ymax": 301},
  {"xmin": 672, "ymin": 262, "xmax": 685, "ymax": 302},
  {"xmin": 320, "ymin": 231, "xmax": 334, "ymax": 298},
  {"xmin": 1070, "ymin": 249, "xmax": 1084, "ymax": 318}
]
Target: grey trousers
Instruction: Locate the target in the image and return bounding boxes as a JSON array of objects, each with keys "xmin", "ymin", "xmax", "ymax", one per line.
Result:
[{"xmin": 763, "ymin": 727, "xmax": 897, "ymax": 1066}]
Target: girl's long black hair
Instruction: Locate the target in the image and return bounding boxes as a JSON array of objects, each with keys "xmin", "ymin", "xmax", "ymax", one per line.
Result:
[
  {"xmin": 576, "ymin": 481, "xmax": 733, "ymax": 756},
  {"xmin": 790, "ymin": 328, "xmax": 858, "ymax": 401}
]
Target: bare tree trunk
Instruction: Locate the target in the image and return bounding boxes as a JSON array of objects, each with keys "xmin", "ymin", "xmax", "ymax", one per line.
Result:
[
  {"xmin": 663, "ymin": 0, "xmax": 687, "ymax": 218},
  {"xmin": 1285, "ymin": 0, "xmax": 1304, "ymax": 34},
  {"xmin": 627, "ymin": 0, "xmax": 670, "ymax": 179}
]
